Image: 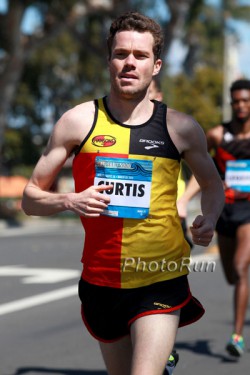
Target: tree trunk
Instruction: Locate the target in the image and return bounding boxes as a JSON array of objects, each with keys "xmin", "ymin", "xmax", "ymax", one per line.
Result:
[{"xmin": 0, "ymin": 0, "xmax": 26, "ymax": 173}]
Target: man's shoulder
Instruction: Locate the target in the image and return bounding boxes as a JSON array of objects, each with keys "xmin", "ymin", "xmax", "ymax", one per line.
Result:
[
  {"xmin": 166, "ymin": 108, "xmax": 203, "ymax": 154},
  {"xmin": 206, "ymin": 124, "xmax": 224, "ymax": 137},
  {"xmin": 56, "ymin": 100, "xmax": 97, "ymax": 133},
  {"xmin": 62, "ymin": 100, "xmax": 96, "ymax": 121},
  {"xmin": 167, "ymin": 107, "xmax": 192, "ymax": 122},
  {"xmin": 205, "ymin": 124, "xmax": 224, "ymax": 149},
  {"xmin": 54, "ymin": 99, "xmax": 97, "ymax": 145},
  {"xmin": 167, "ymin": 108, "xmax": 198, "ymax": 134}
]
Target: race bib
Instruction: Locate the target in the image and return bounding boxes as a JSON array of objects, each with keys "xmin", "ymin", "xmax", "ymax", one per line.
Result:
[
  {"xmin": 225, "ymin": 160, "xmax": 250, "ymax": 192},
  {"xmin": 94, "ymin": 156, "xmax": 153, "ymax": 219}
]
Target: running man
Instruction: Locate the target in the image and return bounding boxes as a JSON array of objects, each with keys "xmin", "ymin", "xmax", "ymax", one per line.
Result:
[
  {"xmin": 179, "ymin": 79, "xmax": 250, "ymax": 357},
  {"xmin": 22, "ymin": 12, "xmax": 224, "ymax": 375}
]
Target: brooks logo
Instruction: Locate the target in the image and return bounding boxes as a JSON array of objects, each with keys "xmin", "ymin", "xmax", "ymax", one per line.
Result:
[
  {"xmin": 139, "ymin": 138, "xmax": 164, "ymax": 150},
  {"xmin": 145, "ymin": 144, "xmax": 159, "ymax": 150}
]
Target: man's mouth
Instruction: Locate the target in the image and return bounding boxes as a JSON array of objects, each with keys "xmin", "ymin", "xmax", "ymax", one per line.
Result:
[
  {"xmin": 120, "ymin": 73, "xmax": 137, "ymax": 80},
  {"xmin": 237, "ymin": 111, "xmax": 247, "ymax": 117}
]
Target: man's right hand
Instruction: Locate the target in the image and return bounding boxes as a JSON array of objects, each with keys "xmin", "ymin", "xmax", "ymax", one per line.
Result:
[{"xmin": 67, "ymin": 185, "xmax": 114, "ymax": 217}]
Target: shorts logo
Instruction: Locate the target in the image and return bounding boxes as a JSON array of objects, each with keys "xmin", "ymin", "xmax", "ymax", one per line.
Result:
[
  {"xmin": 153, "ymin": 302, "xmax": 171, "ymax": 309},
  {"xmin": 92, "ymin": 135, "xmax": 116, "ymax": 147}
]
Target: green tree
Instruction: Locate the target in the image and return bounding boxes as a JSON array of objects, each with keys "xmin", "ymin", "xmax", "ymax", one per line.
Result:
[
  {"xmin": 1, "ymin": 0, "xmax": 205, "ymax": 172},
  {"xmin": 2, "ymin": 0, "xmax": 248, "ymax": 173},
  {"xmin": 178, "ymin": 0, "xmax": 250, "ymax": 77},
  {"xmin": 1, "ymin": 0, "xmax": 206, "ymax": 172},
  {"xmin": 164, "ymin": 66, "xmax": 223, "ymax": 131}
]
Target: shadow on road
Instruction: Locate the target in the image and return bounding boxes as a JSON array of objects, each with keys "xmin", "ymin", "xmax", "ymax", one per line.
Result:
[
  {"xmin": 175, "ymin": 339, "xmax": 240, "ymax": 363},
  {"xmin": 14, "ymin": 368, "xmax": 107, "ymax": 375}
]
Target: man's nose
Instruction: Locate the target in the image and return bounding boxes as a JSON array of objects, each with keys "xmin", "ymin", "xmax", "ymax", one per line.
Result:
[{"xmin": 124, "ymin": 53, "xmax": 136, "ymax": 67}]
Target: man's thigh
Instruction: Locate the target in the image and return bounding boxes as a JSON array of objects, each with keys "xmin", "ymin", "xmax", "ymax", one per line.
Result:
[
  {"xmin": 99, "ymin": 335, "xmax": 132, "ymax": 375},
  {"xmin": 234, "ymin": 223, "xmax": 250, "ymax": 267},
  {"xmin": 130, "ymin": 312, "xmax": 180, "ymax": 375}
]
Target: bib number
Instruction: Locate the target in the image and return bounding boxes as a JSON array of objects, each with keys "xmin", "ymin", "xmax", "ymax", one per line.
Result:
[
  {"xmin": 94, "ymin": 156, "xmax": 153, "ymax": 219},
  {"xmin": 225, "ymin": 160, "xmax": 250, "ymax": 192}
]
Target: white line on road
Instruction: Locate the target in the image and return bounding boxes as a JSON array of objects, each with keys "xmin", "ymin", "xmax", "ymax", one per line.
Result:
[
  {"xmin": 0, "ymin": 253, "xmax": 219, "ymax": 317},
  {"xmin": 0, "ymin": 284, "xmax": 78, "ymax": 316},
  {"xmin": 0, "ymin": 265, "xmax": 80, "ymax": 284}
]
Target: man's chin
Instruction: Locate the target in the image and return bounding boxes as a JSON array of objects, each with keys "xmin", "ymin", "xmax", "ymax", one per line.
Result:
[
  {"xmin": 237, "ymin": 115, "xmax": 250, "ymax": 123},
  {"xmin": 117, "ymin": 86, "xmax": 141, "ymax": 99}
]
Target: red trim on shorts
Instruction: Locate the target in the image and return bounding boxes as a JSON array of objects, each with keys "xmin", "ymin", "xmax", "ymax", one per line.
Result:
[
  {"xmin": 128, "ymin": 292, "xmax": 192, "ymax": 327},
  {"xmin": 80, "ymin": 305, "xmax": 129, "ymax": 343},
  {"xmin": 179, "ymin": 285, "xmax": 205, "ymax": 327}
]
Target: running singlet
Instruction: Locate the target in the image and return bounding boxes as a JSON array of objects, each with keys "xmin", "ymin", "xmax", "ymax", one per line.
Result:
[
  {"xmin": 73, "ymin": 97, "xmax": 190, "ymax": 288},
  {"xmin": 214, "ymin": 122, "xmax": 250, "ymax": 203}
]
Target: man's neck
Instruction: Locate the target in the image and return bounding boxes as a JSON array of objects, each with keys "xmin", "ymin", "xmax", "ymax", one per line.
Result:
[
  {"xmin": 232, "ymin": 117, "xmax": 250, "ymax": 136},
  {"xmin": 106, "ymin": 93, "xmax": 154, "ymax": 126}
]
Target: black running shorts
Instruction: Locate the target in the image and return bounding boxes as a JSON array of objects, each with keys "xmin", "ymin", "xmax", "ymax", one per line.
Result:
[
  {"xmin": 216, "ymin": 201, "xmax": 250, "ymax": 237},
  {"xmin": 78, "ymin": 275, "xmax": 205, "ymax": 342}
]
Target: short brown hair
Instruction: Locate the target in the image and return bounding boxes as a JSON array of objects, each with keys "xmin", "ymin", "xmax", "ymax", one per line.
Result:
[{"xmin": 107, "ymin": 12, "xmax": 164, "ymax": 61}]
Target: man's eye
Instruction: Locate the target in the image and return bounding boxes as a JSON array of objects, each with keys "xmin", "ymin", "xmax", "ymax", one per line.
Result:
[
  {"xmin": 136, "ymin": 54, "xmax": 147, "ymax": 59},
  {"xmin": 115, "ymin": 52, "xmax": 126, "ymax": 57}
]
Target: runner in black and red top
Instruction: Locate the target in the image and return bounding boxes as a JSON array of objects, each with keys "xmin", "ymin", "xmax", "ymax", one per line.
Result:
[
  {"xmin": 180, "ymin": 79, "xmax": 250, "ymax": 358},
  {"xmin": 211, "ymin": 80, "xmax": 250, "ymax": 357}
]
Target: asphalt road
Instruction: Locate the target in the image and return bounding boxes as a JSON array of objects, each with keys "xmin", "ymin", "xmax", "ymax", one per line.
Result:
[{"xmin": 0, "ymin": 217, "xmax": 249, "ymax": 375}]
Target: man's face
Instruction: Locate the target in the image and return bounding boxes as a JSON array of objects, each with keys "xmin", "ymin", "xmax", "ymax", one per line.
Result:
[
  {"xmin": 108, "ymin": 30, "xmax": 162, "ymax": 99},
  {"xmin": 231, "ymin": 89, "xmax": 250, "ymax": 122}
]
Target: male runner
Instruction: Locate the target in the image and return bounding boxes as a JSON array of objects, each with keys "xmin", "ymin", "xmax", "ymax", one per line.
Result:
[
  {"xmin": 179, "ymin": 79, "xmax": 250, "ymax": 357},
  {"xmin": 22, "ymin": 12, "xmax": 224, "ymax": 375}
]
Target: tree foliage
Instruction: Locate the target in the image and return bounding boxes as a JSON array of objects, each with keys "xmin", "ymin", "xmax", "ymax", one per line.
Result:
[
  {"xmin": 0, "ymin": 0, "xmax": 204, "ymax": 172},
  {"xmin": 1, "ymin": 0, "xmax": 250, "ymax": 173},
  {"xmin": 165, "ymin": 66, "xmax": 223, "ymax": 131}
]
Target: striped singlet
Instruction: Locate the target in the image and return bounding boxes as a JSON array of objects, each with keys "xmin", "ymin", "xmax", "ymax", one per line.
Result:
[{"xmin": 73, "ymin": 97, "xmax": 190, "ymax": 289}]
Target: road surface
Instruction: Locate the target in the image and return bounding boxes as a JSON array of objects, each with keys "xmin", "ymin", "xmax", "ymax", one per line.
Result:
[{"xmin": 0, "ymin": 217, "xmax": 249, "ymax": 375}]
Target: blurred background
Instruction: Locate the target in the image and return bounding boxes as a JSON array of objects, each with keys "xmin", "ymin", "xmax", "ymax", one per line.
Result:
[{"xmin": 1, "ymin": 0, "xmax": 250, "ymax": 225}]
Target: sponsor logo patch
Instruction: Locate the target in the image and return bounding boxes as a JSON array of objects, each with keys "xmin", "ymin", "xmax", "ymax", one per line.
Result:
[
  {"xmin": 145, "ymin": 144, "xmax": 159, "ymax": 150},
  {"xmin": 92, "ymin": 135, "xmax": 116, "ymax": 147},
  {"xmin": 139, "ymin": 138, "xmax": 164, "ymax": 150}
]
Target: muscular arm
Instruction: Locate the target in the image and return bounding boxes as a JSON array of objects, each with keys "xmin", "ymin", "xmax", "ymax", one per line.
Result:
[
  {"xmin": 22, "ymin": 102, "xmax": 112, "ymax": 217},
  {"xmin": 168, "ymin": 110, "xmax": 224, "ymax": 246}
]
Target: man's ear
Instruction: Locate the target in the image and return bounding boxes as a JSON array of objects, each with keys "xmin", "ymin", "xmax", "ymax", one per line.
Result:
[{"xmin": 153, "ymin": 59, "xmax": 162, "ymax": 76}]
